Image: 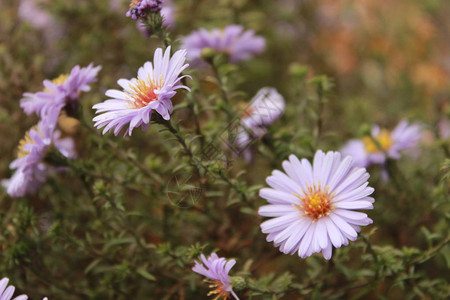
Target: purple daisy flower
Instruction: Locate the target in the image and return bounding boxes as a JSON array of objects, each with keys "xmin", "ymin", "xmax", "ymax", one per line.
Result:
[
  {"xmin": 126, "ymin": 0, "xmax": 162, "ymax": 20},
  {"xmin": 0, "ymin": 277, "xmax": 28, "ymax": 300},
  {"xmin": 3, "ymin": 108, "xmax": 76, "ymax": 198},
  {"xmin": 20, "ymin": 63, "xmax": 101, "ymax": 117},
  {"xmin": 341, "ymin": 120, "xmax": 423, "ymax": 168},
  {"xmin": 136, "ymin": 0, "xmax": 175, "ymax": 37},
  {"xmin": 240, "ymin": 87, "xmax": 285, "ymax": 129},
  {"xmin": 235, "ymin": 88, "xmax": 285, "ymax": 161},
  {"xmin": 0, "ymin": 277, "xmax": 48, "ymax": 300},
  {"xmin": 180, "ymin": 25, "xmax": 265, "ymax": 64},
  {"xmin": 92, "ymin": 46, "xmax": 190, "ymax": 136},
  {"xmin": 258, "ymin": 150, "xmax": 374, "ymax": 260},
  {"xmin": 192, "ymin": 253, "xmax": 239, "ymax": 300}
]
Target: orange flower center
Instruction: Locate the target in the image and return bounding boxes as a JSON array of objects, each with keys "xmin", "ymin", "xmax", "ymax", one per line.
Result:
[
  {"xmin": 362, "ymin": 129, "xmax": 393, "ymax": 154},
  {"xmin": 294, "ymin": 185, "xmax": 334, "ymax": 221},
  {"xmin": 129, "ymin": 0, "xmax": 141, "ymax": 8},
  {"xmin": 127, "ymin": 78, "xmax": 162, "ymax": 109},
  {"xmin": 237, "ymin": 102, "xmax": 254, "ymax": 118},
  {"xmin": 206, "ymin": 280, "xmax": 230, "ymax": 300}
]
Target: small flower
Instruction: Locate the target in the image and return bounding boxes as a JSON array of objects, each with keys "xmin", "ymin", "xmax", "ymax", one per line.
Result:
[
  {"xmin": 258, "ymin": 150, "xmax": 374, "ymax": 260},
  {"xmin": 126, "ymin": 0, "xmax": 162, "ymax": 20},
  {"xmin": 136, "ymin": 0, "xmax": 175, "ymax": 37},
  {"xmin": 192, "ymin": 253, "xmax": 240, "ymax": 300},
  {"xmin": 0, "ymin": 277, "xmax": 47, "ymax": 300},
  {"xmin": 92, "ymin": 46, "xmax": 190, "ymax": 136},
  {"xmin": 240, "ymin": 87, "xmax": 285, "ymax": 129},
  {"xmin": 3, "ymin": 108, "xmax": 76, "ymax": 197},
  {"xmin": 235, "ymin": 88, "xmax": 285, "ymax": 161},
  {"xmin": 341, "ymin": 120, "xmax": 423, "ymax": 168},
  {"xmin": 181, "ymin": 25, "xmax": 265, "ymax": 64},
  {"xmin": 20, "ymin": 64, "xmax": 101, "ymax": 118}
]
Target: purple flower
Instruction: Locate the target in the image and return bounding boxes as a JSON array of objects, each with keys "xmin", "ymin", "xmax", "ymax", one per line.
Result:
[
  {"xmin": 341, "ymin": 120, "xmax": 423, "ymax": 168},
  {"xmin": 136, "ymin": 0, "xmax": 175, "ymax": 37},
  {"xmin": 192, "ymin": 253, "xmax": 239, "ymax": 300},
  {"xmin": 258, "ymin": 150, "xmax": 374, "ymax": 260},
  {"xmin": 126, "ymin": 0, "xmax": 162, "ymax": 20},
  {"xmin": 3, "ymin": 108, "xmax": 76, "ymax": 198},
  {"xmin": 181, "ymin": 25, "xmax": 265, "ymax": 63},
  {"xmin": 240, "ymin": 87, "xmax": 285, "ymax": 129},
  {"xmin": 235, "ymin": 88, "xmax": 285, "ymax": 161},
  {"xmin": 92, "ymin": 46, "xmax": 190, "ymax": 136},
  {"xmin": 20, "ymin": 64, "xmax": 101, "ymax": 118},
  {"xmin": 0, "ymin": 277, "xmax": 27, "ymax": 300},
  {"xmin": 0, "ymin": 277, "xmax": 48, "ymax": 300}
]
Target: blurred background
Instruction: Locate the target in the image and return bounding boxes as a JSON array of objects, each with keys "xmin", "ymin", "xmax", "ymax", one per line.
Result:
[{"xmin": 0, "ymin": 0, "xmax": 449, "ymax": 299}]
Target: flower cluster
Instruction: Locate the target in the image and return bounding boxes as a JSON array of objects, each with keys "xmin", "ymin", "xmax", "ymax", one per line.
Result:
[
  {"xmin": 193, "ymin": 253, "xmax": 240, "ymax": 300},
  {"xmin": 3, "ymin": 63, "xmax": 98, "ymax": 197},
  {"xmin": 181, "ymin": 25, "xmax": 266, "ymax": 63},
  {"xmin": 126, "ymin": 0, "xmax": 163, "ymax": 20},
  {"xmin": 341, "ymin": 120, "xmax": 423, "ymax": 168},
  {"xmin": 2, "ymin": 107, "xmax": 76, "ymax": 197},
  {"xmin": 92, "ymin": 46, "xmax": 189, "ymax": 136},
  {"xmin": 258, "ymin": 150, "xmax": 374, "ymax": 259}
]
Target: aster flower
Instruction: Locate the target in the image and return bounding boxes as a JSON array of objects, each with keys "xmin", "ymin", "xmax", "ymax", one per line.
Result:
[
  {"xmin": 235, "ymin": 88, "xmax": 285, "ymax": 161},
  {"xmin": 136, "ymin": 0, "xmax": 175, "ymax": 37},
  {"xmin": 240, "ymin": 87, "xmax": 285, "ymax": 129},
  {"xmin": 192, "ymin": 253, "xmax": 239, "ymax": 300},
  {"xmin": 340, "ymin": 120, "xmax": 423, "ymax": 168},
  {"xmin": 20, "ymin": 63, "xmax": 101, "ymax": 117},
  {"xmin": 3, "ymin": 108, "xmax": 76, "ymax": 197},
  {"xmin": 92, "ymin": 46, "xmax": 190, "ymax": 136},
  {"xmin": 0, "ymin": 277, "xmax": 48, "ymax": 300},
  {"xmin": 181, "ymin": 25, "xmax": 265, "ymax": 64},
  {"xmin": 258, "ymin": 150, "xmax": 374, "ymax": 260},
  {"xmin": 0, "ymin": 277, "xmax": 28, "ymax": 300},
  {"xmin": 126, "ymin": 0, "xmax": 162, "ymax": 19}
]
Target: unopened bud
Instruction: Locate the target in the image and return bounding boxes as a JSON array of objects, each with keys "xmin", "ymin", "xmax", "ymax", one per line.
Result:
[{"xmin": 230, "ymin": 276, "xmax": 246, "ymax": 291}]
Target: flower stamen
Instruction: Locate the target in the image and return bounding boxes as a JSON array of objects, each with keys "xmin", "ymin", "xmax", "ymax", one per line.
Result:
[
  {"xmin": 17, "ymin": 127, "xmax": 37, "ymax": 158},
  {"xmin": 294, "ymin": 185, "xmax": 334, "ymax": 221},
  {"xmin": 206, "ymin": 280, "xmax": 231, "ymax": 300},
  {"xmin": 127, "ymin": 78, "xmax": 163, "ymax": 109},
  {"xmin": 362, "ymin": 129, "xmax": 392, "ymax": 153}
]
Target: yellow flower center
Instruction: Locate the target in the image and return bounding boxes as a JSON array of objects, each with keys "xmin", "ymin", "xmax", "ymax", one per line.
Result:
[
  {"xmin": 43, "ymin": 74, "xmax": 69, "ymax": 93},
  {"xmin": 127, "ymin": 77, "xmax": 163, "ymax": 109},
  {"xmin": 362, "ymin": 129, "xmax": 393, "ymax": 153},
  {"xmin": 17, "ymin": 127, "xmax": 38, "ymax": 158},
  {"xmin": 52, "ymin": 74, "xmax": 69, "ymax": 85},
  {"xmin": 206, "ymin": 280, "xmax": 230, "ymax": 300},
  {"xmin": 294, "ymin": 185, "xmax": 334, "ymax": 221}
]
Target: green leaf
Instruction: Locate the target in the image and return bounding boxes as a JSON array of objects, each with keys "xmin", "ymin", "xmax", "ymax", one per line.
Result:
[{"xmin": 137, "ymin": 267, "xmax": 156, "ymax": 281}]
